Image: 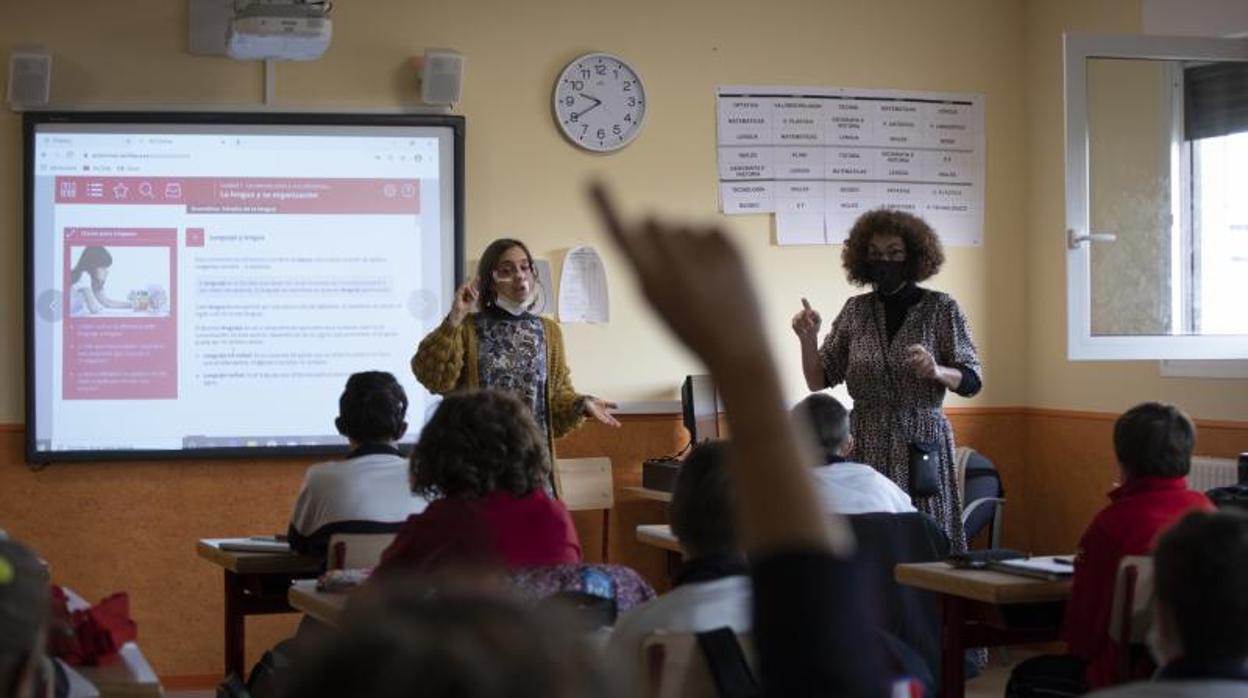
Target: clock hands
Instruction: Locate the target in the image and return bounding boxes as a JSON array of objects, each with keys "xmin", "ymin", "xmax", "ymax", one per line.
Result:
[{"xmin": 573, "ymin": 93, "xmax": 603, "ymax": 119}]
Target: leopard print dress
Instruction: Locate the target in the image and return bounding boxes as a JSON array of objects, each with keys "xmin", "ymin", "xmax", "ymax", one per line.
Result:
[{"xmin": 818, "ymin": 289, "xmax": 981, "ymax": 551}]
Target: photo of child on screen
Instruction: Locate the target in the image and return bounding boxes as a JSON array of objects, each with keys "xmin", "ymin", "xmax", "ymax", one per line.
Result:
[
  {"xmin": 69, "ymin": 246, "xmax": 132, "ymax": 316},
  {"xmin": 68, "ymin": 245, "xmax": 171, "ymax": 317}
]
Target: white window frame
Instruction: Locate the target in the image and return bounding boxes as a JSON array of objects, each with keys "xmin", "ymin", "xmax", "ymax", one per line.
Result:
[{"xmin": 1064, "ymin": 32, "xmax": 1248, "ymax": 360}]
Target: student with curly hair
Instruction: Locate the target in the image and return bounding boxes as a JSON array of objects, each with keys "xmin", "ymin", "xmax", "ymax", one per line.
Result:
[
  {"xmin": 372, "ymin": 389, "xmax": 582, "ymax": 576},
  {"xmin": 791, "ymin": 209, "xmax": 982, "ymax": 550}
]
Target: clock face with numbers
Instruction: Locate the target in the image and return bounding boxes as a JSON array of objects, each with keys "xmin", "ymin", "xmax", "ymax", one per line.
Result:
[{"xmin": 553, "ymin": 52, "xmax": 647, "ymax": 152}]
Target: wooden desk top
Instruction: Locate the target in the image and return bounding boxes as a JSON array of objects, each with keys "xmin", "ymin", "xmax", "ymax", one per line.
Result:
[
  {"xmin": 895, "ymin": 561, "xmax": 1072, "ymax": 605},
  {"xmin": 289, "ymin": 579, "xmax": 347, "ymax": 627},
  {"xmin": 74, "ymin": 642, "xmax": 164, "ymax": 698},
  {"xmin": 623, "ymin": 486, "xmax": 673, "ymax": 503},
  {"xmin": 197, "ymin": 539, "xmax": 321, "ymax": 575},
  {"xmin": 636, "ymin": 524, "xmax": 682, "ymax": 554}
]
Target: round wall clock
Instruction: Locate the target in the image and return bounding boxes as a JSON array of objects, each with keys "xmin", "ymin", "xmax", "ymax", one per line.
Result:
[{"xmin": 552, "ymin": 52, "xmax": 647, "ymax": 152}]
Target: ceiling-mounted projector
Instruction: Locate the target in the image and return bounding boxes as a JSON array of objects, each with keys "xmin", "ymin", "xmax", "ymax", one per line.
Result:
[{"xmin": 225, "ymin": 0, "xmax": 332, "ymax": 61}]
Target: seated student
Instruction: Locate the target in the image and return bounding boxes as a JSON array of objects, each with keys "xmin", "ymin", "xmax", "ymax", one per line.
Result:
[
  {"xmin": 287, "ymin": 371, "xmax": 428, "ymax": 562},
  {"xmin": 0, "ymin": 540, "xmax": 51, "ymax": 698},
  {"xmin": 1087, "ymin": 510, "xmax": 1248, "ymax": 698},
  {"xmin": 606, "ymin": 440, "xmax": 752, "ymax": 697},
  {"xmin": 373, "ymin": 389, "xmax": 582, "ymax": 576},
  {"xmin": 793, "ymin": 393, "xmax": 917, "ymax": 515},
  {"xmin": 1008, "ymin": 402, "xmax": 1215, "ymax": 696}
]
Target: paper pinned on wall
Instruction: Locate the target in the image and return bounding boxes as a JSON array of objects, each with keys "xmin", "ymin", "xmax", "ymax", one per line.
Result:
[
  {"xmin": 557, "ymin": 246, "xmax": 609, "ymax": 324},
  {"xmin": 776, "ymin": 210, "xmax": 826, "ymax": 245},
  {"xmin": 717, "ymin": 84, "xmax": 986, "ymax": 247},
  {"xmin": 530, "ymin": 259, "xmax": 555, "ymax": 316}
]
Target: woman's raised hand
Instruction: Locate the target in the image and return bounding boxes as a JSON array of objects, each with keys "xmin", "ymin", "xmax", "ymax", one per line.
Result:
[
  {"xmin": 448, "ymin": 277, "xmax": 479, "ymax": 326},
  {"xmin": 791, "ymin": 298, "xmax": 822, "ymax": 343}
]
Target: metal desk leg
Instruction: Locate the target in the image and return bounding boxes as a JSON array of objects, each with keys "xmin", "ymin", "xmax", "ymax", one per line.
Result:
[
  {"xmin": 665, "ymin": 550, "xmax": 681, "ymax": 584},
  {"xmin": 941, "ymin": 594, "xmax": 966, "ymax": 698},
  {"xmin": 224, "ymin": 570, "xmax": 245, "ymax": 679}
]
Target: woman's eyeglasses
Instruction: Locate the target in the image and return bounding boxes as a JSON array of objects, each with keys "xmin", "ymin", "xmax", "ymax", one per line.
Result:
[{"xmin": 492, "ymin": 265, "xmax": 533, "ymax": 282}]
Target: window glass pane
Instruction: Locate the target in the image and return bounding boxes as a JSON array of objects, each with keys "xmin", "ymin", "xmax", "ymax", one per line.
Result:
[
  {"xmin": 1087, "ymin": 58, "xmax": 1180, "ymax": 336},
  {"xmin": 1193, "ymin": 131, "xmax": 1248, "ymax": 335}
]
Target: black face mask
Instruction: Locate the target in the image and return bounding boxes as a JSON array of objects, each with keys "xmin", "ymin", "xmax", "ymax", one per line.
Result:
[{"xmin": 867, "ymin": 260, "xmax": 907, "ymax": 294}]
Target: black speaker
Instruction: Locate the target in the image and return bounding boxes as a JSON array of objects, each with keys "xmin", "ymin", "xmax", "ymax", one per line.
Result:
[
  {"xmin": 421, "ymin": 48, "xmax": 463, "ymax": 105},
  {"xmin": 7, "ymin": 49, "xmax": 51, "ymax": 109}
]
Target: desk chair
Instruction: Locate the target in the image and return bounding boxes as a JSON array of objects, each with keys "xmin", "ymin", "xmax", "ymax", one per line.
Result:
[
  {"xmin": 849, "ymin": 512, "xmax": 949, "ymax": 688},
  {"xmin": 643, "ymin": 630, "xmax": 757, "ymax": 698},
  {"xmin": 956, "ymin": 446, "xmax": 1005, "ymax": 548},
  {"xmin": 553, "ymin": 457, "xmax": 614, "ymax": 562},
  {"xmin": 326, "ymin": 532, "xmax": 396, "ymax": 570},
  {"xmin": 1109, "ymin": 555, "xmax": 1156, "ymax": 683}
]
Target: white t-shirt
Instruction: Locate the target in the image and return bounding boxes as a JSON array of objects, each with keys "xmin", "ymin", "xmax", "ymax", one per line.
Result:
[
  {"xmin": 70, "ymin": 273, "xmax": 94, "ymax": 316},
  {"xmin": 606, "ymin": 575, "xmax": 753, "ymax": 698},
  {"xmin": 288, "ymin": 449, "xmax": 428, "ymax": 553},
  {"xmin": 811, "ymin": 460, "xmax": 917, "ymax": 515}
]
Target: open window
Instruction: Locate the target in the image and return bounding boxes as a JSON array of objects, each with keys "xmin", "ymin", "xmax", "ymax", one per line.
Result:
[{"xmin": 1064, "ymin": 33, "xmax": 1248, "ymax": 360}]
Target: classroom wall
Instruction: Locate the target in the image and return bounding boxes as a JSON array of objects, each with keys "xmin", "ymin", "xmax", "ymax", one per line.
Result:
[{"xmin": 1022, "ymin": 0, "xmax": 1248, "ymax": 421}]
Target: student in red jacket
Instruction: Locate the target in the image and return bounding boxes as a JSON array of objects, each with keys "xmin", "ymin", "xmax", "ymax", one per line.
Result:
[
  {"xmin": 373, "ymin": 389, "xmax": 582, "ymax": 577},
  {"xmin": 1007, "ymin": 402, "xmax": 1215, "ymax": 696}
]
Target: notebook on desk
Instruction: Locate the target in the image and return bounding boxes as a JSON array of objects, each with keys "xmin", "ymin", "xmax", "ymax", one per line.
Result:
[
  {"xmin": 216, "ymin": 537, "xmax": 292, "ymax": 554},
  {"xmin": 987, "ymin": 556, "xmax": 1075, "ymax": 582}
]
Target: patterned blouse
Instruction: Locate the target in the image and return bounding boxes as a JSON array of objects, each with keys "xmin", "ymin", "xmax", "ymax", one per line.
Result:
[
  {"xmin": 818, "ymin": 287, "xmax": 982, "ymax": 551},
  {"xmin": 474, "ymin": 307, "xmax": 549, "ymax": 438}
]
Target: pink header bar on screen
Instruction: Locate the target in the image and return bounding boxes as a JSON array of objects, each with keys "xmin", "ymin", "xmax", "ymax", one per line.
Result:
[{"xmin": 54, "ymin": 177, "xmax": 421, "ymax": 214}]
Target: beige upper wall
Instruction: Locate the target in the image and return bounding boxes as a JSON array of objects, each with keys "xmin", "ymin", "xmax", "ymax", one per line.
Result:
[
  {"xmin": 1, "ymin": 0, "xmax": 1031, "ymax": 422},
  {"xmin": 1024, "ymin": 0, "xmax": 1248, "ymax": 421}
]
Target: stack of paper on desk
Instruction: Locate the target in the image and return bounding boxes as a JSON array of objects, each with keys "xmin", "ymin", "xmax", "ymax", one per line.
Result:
[{"xmin": 987, "ymin": 555, "xmax": 1075, "ymax": 581}]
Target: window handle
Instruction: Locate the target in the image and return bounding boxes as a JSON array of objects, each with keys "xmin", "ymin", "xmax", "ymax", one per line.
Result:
[{"xmin": 1067, "ymin": 228, "xmax": 1118, "ymax": 249}]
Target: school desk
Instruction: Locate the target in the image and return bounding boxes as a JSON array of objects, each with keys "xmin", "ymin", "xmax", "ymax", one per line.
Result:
[
  {"xmin": 895, "ymin": 561, "xmax": 1072, "ymax": 698},
  {"xmin": 73, "ymin": 641, "xmax": 164, "ymax": 697},
  {"xmin": 196, "ymin": 539, "xmax": 320, "ymax": 678},
  {"xmin": 287, "ymin": 579, "xmax": 348, "ymax": 627}
]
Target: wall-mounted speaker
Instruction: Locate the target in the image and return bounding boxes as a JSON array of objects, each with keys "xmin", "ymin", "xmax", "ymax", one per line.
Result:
[
  {"xmin": 7, "ymin": 48, "xmax": 52, "ymax": 110},
  {"xmin": 421, "ymin": 49, "xmax": 463, "ymax": 106}
]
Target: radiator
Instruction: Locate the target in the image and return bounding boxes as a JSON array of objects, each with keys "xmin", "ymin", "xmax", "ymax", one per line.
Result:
[{"xmin": 1186, "ymin": 456, "xmax": 1238, "ymax": 492}]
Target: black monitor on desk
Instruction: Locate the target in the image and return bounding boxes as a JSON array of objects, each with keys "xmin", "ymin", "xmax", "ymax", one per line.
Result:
[{"xmin": 681, "ymin": 374, "xmax": 719, "ymax": 444}]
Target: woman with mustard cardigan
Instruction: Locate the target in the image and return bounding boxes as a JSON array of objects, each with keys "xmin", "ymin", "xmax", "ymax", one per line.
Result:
[{"xmin": 411, "ymin": 239, "xmax": 620, "ymax": 463}]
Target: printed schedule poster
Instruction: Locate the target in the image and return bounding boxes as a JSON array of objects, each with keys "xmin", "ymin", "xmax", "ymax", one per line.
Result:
[{"xmin": 716, "ymin": 85, "xmax": 985, "ymax": 247}]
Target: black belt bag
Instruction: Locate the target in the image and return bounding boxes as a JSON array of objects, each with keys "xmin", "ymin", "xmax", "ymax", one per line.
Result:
[{"xmin": 908, "ymin": 440, "xmax": 941, "ymax": 498}]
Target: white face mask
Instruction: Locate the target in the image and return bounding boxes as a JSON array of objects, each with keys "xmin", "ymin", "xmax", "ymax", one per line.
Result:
[{"xmin": 494, "ymin": 291, "xmax": 534, "ymax": 316}]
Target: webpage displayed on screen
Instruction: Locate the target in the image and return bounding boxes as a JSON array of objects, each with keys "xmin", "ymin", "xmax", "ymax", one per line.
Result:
[{"xmin": 29, "ymin": 122, "xmax": 458, "ymax": 456}]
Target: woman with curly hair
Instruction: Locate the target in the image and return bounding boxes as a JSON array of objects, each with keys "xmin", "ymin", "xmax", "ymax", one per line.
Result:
[
  {"xmin": 792, "ymin": 209, "xmax": 982, "ymax": 550},
  {"xmin": 372, "ymin": 389, "xmax": 582, "ymax": 576}
]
